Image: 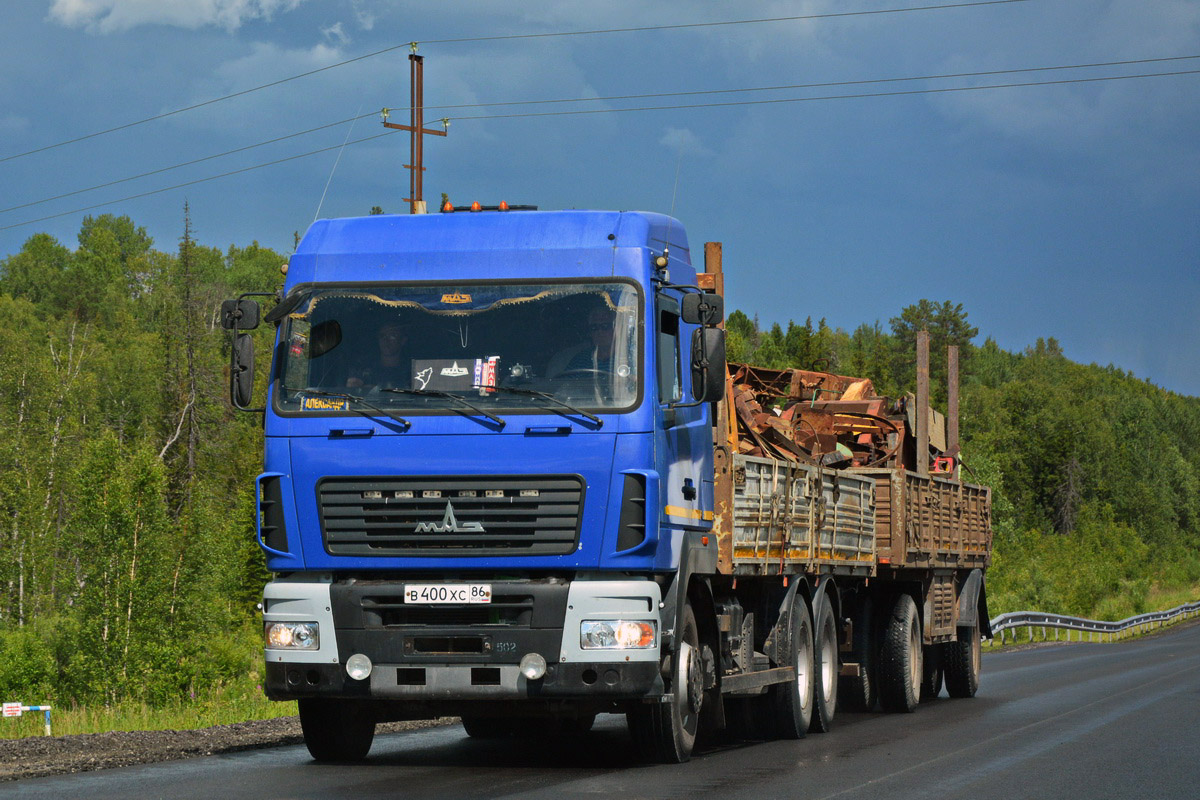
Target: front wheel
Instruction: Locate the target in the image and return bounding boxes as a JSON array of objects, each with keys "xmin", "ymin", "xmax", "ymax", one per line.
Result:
[
  {"xmin": 462, "ymin": 715, "xmax": 519, "ymax": 739},
  {"xmin": 627, "ymin": 602, "xmax": 702, "ymax": 763},
  {"xmin": 298, "ymin": 698, "xmax": 376, "ymax": 762}
]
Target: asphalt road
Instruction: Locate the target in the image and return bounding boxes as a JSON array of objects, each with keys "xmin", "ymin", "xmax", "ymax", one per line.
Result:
[{"xmin": 8, "ymin": 622, "xmax": 1199, "ymax": 799}]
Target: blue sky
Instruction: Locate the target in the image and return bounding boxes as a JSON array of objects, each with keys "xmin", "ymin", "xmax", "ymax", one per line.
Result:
[{"xmin": 2, "ymin": 1, "xmax": 1197, "ymax": 395}]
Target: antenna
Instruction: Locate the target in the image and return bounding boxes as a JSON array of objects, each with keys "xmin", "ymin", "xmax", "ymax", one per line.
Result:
[
  {"xmin": 654, "ymin": 151, "xmax": 684, "ymax": 280},
  {"xmin": 313, "ymin": 101, "xmax": 364, "ymax": 222},
  {"xmin": 669, "ymin": 151, "xmax": 683, "ymax": 219}
]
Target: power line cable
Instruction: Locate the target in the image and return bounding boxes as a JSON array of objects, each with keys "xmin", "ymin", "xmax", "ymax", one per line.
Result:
[
  {"xmin": 0, "ymin": 131, "xmax": 398, "ymax": 232},
  {"xmin": 2, "ymin": 65, "xmax": 1195, "ymax": 233},
  {"xmin": 447, "ymin": 68, "xmax": 1200, "ymax": 122},
  {"xmin": 6, "ymin": 53, "xmax": 1195, "ymax": 216},
  {"xmin": 409, "ymin": 53, "xmax": 1200, "ymax": 112},
  {"xmin": 0, "ymin": 0, "xmax": 1031, "ymax": 164},
  {"xmin": 0, "ymin": 115, "xmax": 365, "ymax": 214}
]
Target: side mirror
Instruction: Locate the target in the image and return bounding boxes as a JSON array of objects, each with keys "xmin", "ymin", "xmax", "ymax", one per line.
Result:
[
  {"xmin": 691, "ymin": 327, "xmax": 726, "ymax": 402},
  {"xmin": 221, "ymin": 299, "xmax": 261, "ymax": 330},
  {"xmin": 231, "ymin": 333, "xmax": 255, "ymax": 408},
  {"xmin": 681, "ymin": 293, "xmax": 723, "ymax": 326}
]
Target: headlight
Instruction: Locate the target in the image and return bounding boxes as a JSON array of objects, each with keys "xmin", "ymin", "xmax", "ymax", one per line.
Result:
[
  {"xmin": 265, "ymin": 621, "xmax": 320, "ymax": 650},
  {"xmin": 580, "ymin": 620, "xmax": 657, "ymax": 649}
]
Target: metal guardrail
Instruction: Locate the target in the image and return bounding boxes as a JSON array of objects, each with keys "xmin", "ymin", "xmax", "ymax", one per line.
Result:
[{"xmin": 988, "ymin": 601, "xmax": 1200, "ymax": 644}]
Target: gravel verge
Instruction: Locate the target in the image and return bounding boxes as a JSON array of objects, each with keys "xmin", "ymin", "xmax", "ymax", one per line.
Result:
[{"xmin": 0, "ymin": 716, "xmax": 457, "ymax": 782}]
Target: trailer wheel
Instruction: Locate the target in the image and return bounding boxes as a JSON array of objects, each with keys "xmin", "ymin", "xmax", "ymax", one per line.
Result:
[
  {"xmin": 809, "ymin": 598, "xmax": 839, "ymax": 733},
  {"xmin": 627, "ymin": 602, "xmax": 701, "ymax": 762},
  {"xmin": 839, "ymin": 597, "xmax": 877, "ymax": 712},
  {"xmin": 943, "ymin": 617, "xmax": 982, "ymax": 698},
  {"xmin": 879, "ymin": 594, "xmax": 922, "ymax": 713},
  {"xmin": 921, "ymin": 645, "xmax": 943, "ymax": 702},
  {"xmin": 770, "ymin": 595, "xmax": 814, "ymax": 739},
  {"xmin": 298, "ymin": 698, "xmax": 375, "ymax": 762}
]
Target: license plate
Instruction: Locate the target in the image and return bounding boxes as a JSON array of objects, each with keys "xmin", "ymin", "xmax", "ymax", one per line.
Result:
[{"xmin": 404, "ymin": 583, "xmax": 492, "ymax": 604}]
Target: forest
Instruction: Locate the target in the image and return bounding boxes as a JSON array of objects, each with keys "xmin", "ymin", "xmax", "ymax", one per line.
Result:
[{"xmin": 1, "ymin": 213, "xmax": 1198, "ymax": 711}]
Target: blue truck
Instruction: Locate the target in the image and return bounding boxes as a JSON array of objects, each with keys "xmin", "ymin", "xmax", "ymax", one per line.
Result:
[{"xmin": 221, "ymin": 207, "xmax": 992, "ymax": 763}]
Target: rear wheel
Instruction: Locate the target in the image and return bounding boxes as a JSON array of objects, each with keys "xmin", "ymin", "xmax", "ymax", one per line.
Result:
[
  {"xmin": 627, "ymin": 602, "xmax": 702, "ymax": 762},
  {"xmin": 770, "ymin": 595, "xmax": 814, "ymax": 739},
  {"xmin": 878, "ymin": 594, "xmax": 922, "ymax": 713},
  {"xmin": 944, "ymin": 617, "xmax": 982, "ymax": 698},
  {"xmin": 723, "ymin": 694, "xmax": 772, "ymax": 741},
  {"xmin": 298, "ymin": 698, "xmax": 376, "ymax": 762},
  {"xmin": 838, "ymin": 597, "xmax": 877, "ymax": 712},
  {"xmin": 921, "ymin": 645, "xmax": 943, "ymax": 702},
  {"xmin": 809, "ymin": 597, "xmax": 839, "ymax": 733}
]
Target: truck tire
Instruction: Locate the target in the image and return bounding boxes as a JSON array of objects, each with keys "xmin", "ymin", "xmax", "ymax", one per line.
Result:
[
  {"xmin": 723, "ymin": 695, "xmax": 772, "ymax": 741},
  {"xmin": 627, "ymin": 602, "xmax": 701, "ymax": 762},
  {"xmin": 770, "ymin": 595, "xmax": 814, "ymax": 739},
  {"xmin": 461, "ymin": 715, "xmax": 519, "ymax": 738},
  {"xmin": 809, "ymin": 598, "xmax": 839, "ymax": 733},
  {"xmin": 298, "ymin": 698, "xmax": 375, "ymax": 762},
  {"xmin": 838, "ymin": 597, "xmax": 876, "ymax": 712},
  {"xmin": 878, "ymin": 594, "xmax": 922, "ymax": 713},
  {"xmin": 943, "ymin": 617, "xmax": 982, "ymax": 698},
  {"xmin": 921, "ymin": 645, "xmax": 943, "ymax": 702}
]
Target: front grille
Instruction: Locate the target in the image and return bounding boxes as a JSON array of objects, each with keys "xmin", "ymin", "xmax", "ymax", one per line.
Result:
[{"xmin": 318, "ymin": 475, "xmax": 584, "ymax": 557}]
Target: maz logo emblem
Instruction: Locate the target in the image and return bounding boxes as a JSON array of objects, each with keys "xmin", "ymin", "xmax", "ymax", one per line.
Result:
[{"xmin": 415, "ymin": 502, "xmax": 485, "ymax": 533}]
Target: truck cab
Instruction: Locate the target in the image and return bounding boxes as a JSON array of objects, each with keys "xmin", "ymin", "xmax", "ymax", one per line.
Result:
[{"xmin": 243, "ymin": 209, "xmax": 724, "ymax": 757}]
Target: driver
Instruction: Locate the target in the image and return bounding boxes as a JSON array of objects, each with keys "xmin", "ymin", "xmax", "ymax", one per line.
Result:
[{"xmin": 346, "ymin": 320, "xmax": 409, "ymax": 389}]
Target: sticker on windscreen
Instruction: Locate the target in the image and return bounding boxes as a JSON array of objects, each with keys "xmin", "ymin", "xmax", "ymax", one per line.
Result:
[{"xmin": 299, "ymin": 395, "xmax": 350, "ymax": 411}]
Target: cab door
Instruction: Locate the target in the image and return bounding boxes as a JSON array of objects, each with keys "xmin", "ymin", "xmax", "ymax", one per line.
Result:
[{"xmin": 654, "ymin": 294, "xmax": 712, "ymax": 563}]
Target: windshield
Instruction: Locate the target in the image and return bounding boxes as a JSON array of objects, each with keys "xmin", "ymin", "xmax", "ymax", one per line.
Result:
[{"xmin": 275, "ymin": 281, "xmax": 642, "ymax": 416}]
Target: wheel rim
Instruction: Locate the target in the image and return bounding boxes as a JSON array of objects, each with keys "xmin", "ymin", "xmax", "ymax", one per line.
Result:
[
  {"xmin": 820, "ymin": 620, "xmax": 836, "ymax": 703},
  {"xmin": 797, "ymin": 622, "xmax": 812, "ymax": 701},
  {"xmin": 676, "ymin": 640, "xmax": 700, "ymax": 731}
]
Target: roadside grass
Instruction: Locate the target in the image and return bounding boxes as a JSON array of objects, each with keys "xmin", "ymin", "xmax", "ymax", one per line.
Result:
[
  {"xmin": 983, "ymin": 582, "xmax": 1200, "ymax": 651},
  {"xmin": 0, "ymin": 678, "xmax": 294, "ymax": 741}
]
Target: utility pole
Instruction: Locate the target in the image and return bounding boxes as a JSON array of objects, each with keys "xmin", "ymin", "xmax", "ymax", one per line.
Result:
[{"xmin": 382, "ymin": 46, "xmax": 448, "ymax": 214}]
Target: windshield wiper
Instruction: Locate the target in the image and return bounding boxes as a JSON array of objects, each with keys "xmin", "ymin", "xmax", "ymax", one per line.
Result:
[
  {"xmin": 301, "ymin": 389, "xmax": 411, "ymax": 431},
  {"xmin": 381, "ymin": 388, "xmax": 506, "ymax": 430},
  {"xmin": 483, "ymin": 386, "xmax": 603, "ymax": 428}
]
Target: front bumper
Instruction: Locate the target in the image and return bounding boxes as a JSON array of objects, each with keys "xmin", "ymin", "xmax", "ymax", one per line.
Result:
[{"xmin": 263, "ymin": 576, "xmax": 663, "ymax": 702}]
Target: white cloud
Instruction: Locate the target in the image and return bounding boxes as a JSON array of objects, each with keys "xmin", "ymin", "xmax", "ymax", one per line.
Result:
[
  {"xmin": 351, "ymin": 0, "xmax": 375, "ymax": 32},
  {"xmin": 322, "ymin": 21, "xmax": 349, "ymax": 45},
  {"xmin": 47, "ymin": 0, "xmax": 306, "ymax": 33},
  {"xmin": 659, "ymin": 127, "xmax": 713, "ymax": 158}
]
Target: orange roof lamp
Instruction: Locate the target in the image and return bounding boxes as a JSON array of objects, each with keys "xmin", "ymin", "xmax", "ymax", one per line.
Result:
[{"xmin": 439, "ymin": 201, "xmax": 538, "ymax": 213}]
